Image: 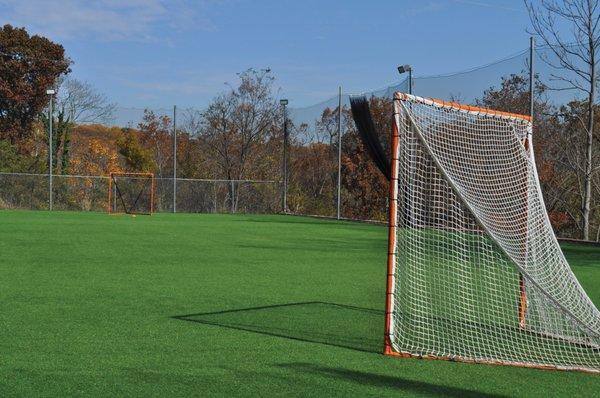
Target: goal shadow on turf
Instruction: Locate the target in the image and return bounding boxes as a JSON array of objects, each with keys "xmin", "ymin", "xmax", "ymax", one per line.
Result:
[{"xmin": 172, "ymin": 301, "xmax": 383, "ymax": 353}]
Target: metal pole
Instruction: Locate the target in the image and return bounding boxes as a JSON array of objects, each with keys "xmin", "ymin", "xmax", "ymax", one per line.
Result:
[
  {"xmin": 282, "ymin": 103, "xmax": 288, "ymax": 213},
  {"xmin": 48, "ymin": 94, "xmax": 53, "ymax": 211},
  {"xmin": 529, "ymin": 36, "xmax": 535, "ymax": 122},
  {"xmin": 519, "ymin": 36, "xmax": 536, "ymax": 327},
  {"xmin": 230, "ymin": 179, "xmax": 235, "ymax": 213},
  {"xmin": 213, "ymin": 181, "xmax": 217, "ymax": 213},
  {"xmin": 173, "ymin": 105, "xmax": 177, "ymax": 213},
  {"xmin": 408, "ymin": 69, "xmax": 413, "ymax": 95},
  {"xmin": 336, "ymin": 86, "xmax": 342, "ymax": 219}
]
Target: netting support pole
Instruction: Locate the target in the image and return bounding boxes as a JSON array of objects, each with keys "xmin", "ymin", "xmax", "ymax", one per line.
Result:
[
  {"xmin": 173, "ymin": 105, "xmax": 177, "ymax": 213},
  {"xmin": 519, "ymin": 36, "xmax": 535, "ymax": 329},
  {"xmin": 336, "ymin": 86, "xmax": 343, "ymax": 219},
  {"xmin": 280, "ymin": 99, "xmax": 289, "ymax": 213},
  {"xmin": 529, "ymin": 36, "xmax": 535, "ymax": 122},
  {"xmin": 48, "ymin": 91, "xmax": 54, "ymax": 211}
]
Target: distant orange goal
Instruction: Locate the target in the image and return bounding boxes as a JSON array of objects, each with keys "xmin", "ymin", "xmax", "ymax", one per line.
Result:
[{"xmin": 107, "ymin": 172, "xmax": 154, "ymax": 215}]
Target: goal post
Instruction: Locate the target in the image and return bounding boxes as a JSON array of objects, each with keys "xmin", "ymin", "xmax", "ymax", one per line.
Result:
[
  {"xmin": 107, "ymin": 172, "xmax": 155, "ymax": 215},
  {"xmin": 386, "ymin": 92, "xmax": 600, "ymax": 373}
]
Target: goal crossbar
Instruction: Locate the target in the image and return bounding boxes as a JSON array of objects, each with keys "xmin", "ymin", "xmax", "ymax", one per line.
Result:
[{"xmin": 394, "ymin": 92, "xmax": 532, "ymax": 122}]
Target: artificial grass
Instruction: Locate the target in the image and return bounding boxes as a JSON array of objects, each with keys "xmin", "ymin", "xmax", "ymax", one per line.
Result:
[{"xmin": 0, "ymin": 210, "xmax": 598, "ymax": 397}]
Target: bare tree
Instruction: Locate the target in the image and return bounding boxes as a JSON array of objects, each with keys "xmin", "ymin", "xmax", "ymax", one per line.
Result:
[
  {"xmin": 200, "ymin": 69, "xmax": 281, "ymax": 212},
  {"xmin": 315, "ymin": 107, "xmax": 339, "ymax": 146},
  {"xmin": 548, "ymin": 101, "xmax": 600, "ymax": 237},
  {"xmin": 286, "ymin": 112, "xmax": 338, "ymax": 213},
  {"xmin": 57, "ymin": 78, "xmax": 116, "ymax": 124},
  {"xmin": 41, "ymin": 77, "xmax": 116, "ymax": 174},
  {"xmin": 525, "ymin": 0, "xmax": 600, "ymax": 239},
  {"xmin": 181, "ymin": 108, "xmax": 204, "ymax": 138}
]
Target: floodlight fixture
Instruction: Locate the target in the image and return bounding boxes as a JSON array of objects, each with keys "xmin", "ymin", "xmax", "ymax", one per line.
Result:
[
  {"xmin": 397, "ymin": 65, "xmax": 412, "ymax": 74},
  {"xmin": 397, "ymin": 64, "xmax": 413, "ymax": 94}
]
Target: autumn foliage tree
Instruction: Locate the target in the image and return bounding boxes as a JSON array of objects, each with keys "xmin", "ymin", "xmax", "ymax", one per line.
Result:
[
  {"xmin": 0, "ymin": 25, "xmax": 70, "ymax": 149},
  {"xmin": 137, "ymin": 110, "xmax": 172, "ymax": 176},
  {"xmin": 340, "ymin": 98, "xmax": 391, "ymax": 220},
  {"xmin": 288, "ymin": 142, "xmax": 335, "ymax": 215},
  {"xmin": 116, "ymin": 128, "xmax": 155, "ymax": 172},
  {"xmin": 287, "ymin": 107, "xmax": 341, "ymax": 215},
  {"xmin": 69, "ymin": 124, "xmax": 123, "ymax": 176}
]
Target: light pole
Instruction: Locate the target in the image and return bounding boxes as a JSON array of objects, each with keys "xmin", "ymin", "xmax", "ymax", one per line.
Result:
[
  {"xmin": 46, "ymin": 89, "xmax": 55, "ymax": 211},
  {"xmin": 336, "ymin": 87, "xmax": 342, "ymax": 220},
  {"xmin": 280, "ymin": 99, "xmax": 288, "ymax": 213},
  {"xmin": 173, "ymin": 105, "xmax": 177, "ymax": 213},
  {"xmin": 397, "ymin": 64, "xmax": 412, "ymax": 94}
]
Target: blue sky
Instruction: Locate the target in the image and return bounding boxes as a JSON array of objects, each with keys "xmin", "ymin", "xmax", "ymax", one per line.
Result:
[{"xmin": 0, "ymin": 0, "xmax": 533, "ymax": 110}]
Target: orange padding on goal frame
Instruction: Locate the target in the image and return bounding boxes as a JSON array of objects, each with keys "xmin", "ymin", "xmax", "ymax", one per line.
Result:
[{"xmin": 394, "ymin": 92, "xmax": 532, "ymax": 122}]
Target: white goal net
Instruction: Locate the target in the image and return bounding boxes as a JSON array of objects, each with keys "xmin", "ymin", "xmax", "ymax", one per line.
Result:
[{"xmin": 387, "ymin": 92, "xmax": 600, "ymax": 373}]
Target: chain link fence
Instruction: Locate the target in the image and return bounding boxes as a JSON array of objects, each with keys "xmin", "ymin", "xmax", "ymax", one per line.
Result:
[{"xmin": 0, "ymin": 172, "xmax": 281, "ymax": 214}]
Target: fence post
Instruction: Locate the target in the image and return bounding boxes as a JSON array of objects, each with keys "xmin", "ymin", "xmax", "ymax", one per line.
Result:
[
  {"xmin": 213, "ymin": 181, "xmax": 217, "ymax": 213},
  {"xmin": 230, "ymin": 179, "xmax": 235, "ymax": 213}
]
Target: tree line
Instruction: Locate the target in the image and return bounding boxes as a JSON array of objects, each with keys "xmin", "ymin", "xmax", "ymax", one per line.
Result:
[{"xmin": 2, "ymin": 0, "xmax": 600, "ymax": 240}]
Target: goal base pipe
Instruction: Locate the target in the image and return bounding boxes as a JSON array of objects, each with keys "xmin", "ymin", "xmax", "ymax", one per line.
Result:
[{"xmin": 385, "ymin": 350, "xmax": 600, "ymax": 374}]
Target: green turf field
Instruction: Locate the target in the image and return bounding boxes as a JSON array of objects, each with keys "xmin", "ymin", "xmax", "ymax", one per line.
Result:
[{"xmin": 1, "ymin": 210, "xmax": 599, "ymax": 397}]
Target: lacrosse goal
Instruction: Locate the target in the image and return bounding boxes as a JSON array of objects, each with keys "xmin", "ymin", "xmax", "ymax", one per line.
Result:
[
  {"xmin": 108, "ymin": 172, "xmax": 154, "ymax": 215},
  {"xmin": 386, "ymin": 92, "xmax": 600, "ymax": 373}
]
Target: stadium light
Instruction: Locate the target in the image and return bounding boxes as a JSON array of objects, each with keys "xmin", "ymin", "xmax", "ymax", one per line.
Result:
[
  {"xmin": 280, "ymin": 99, "xmax": 288, "ymax": 106},
  {"xmin": 397, "ymin": 64, "xmax": 412, "ymax": 94}
]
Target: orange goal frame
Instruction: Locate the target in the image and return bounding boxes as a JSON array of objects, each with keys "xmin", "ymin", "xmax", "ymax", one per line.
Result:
[
  {"xmin": 107, "ymin": 172, "xmax": 155, "ymax": 215},
  {"xmin": 383, "ymin": 93, "xmax": 597, "ymax": 374}
]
